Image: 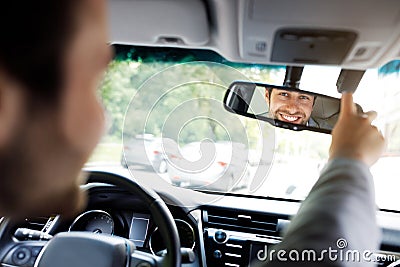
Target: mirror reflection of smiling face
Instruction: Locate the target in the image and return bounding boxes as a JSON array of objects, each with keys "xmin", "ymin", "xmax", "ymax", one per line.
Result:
[{"xmin": 265, "ymin": 88, "xmax": 315, "ymax": 125}]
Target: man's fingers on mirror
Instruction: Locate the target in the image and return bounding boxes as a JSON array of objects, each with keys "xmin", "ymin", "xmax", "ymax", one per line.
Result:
[
  {"xmin": 361, "ymin": 111, "xmax": 378, "ymax": 122},
  {"xmin": 340, "ymin": 93, "xmax": 356, "ymax": 116}
]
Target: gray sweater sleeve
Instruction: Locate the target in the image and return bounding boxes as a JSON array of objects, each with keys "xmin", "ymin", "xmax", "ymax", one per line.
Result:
[{"xmin": 258, "ymin": 158, "xmax": 380, "ymax": 267}]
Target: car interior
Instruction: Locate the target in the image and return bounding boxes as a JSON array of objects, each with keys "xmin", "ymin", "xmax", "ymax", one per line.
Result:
[{"xmin": 1, "ymin": 0, "xmax": 400, "ymax": 266}]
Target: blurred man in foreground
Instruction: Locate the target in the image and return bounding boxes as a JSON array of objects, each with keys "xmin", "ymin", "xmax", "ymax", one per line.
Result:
[
  {"xmin": 0, "ymin": 0, "xmax": 111, "ymax": 217},
  {"xmin": 0, "ymin": 1, "xmax": 386, "ymax": 266}
]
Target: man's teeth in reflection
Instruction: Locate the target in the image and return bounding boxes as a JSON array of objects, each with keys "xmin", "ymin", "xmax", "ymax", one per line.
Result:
[{"xmin": 281, "ymin": 114, "xmax": 300, "ymax": 122}]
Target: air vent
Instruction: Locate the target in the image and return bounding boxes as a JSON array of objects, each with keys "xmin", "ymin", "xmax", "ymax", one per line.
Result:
[{"xmin": 204, "ymin": 208, "xmax": 279, "ymax": 236}]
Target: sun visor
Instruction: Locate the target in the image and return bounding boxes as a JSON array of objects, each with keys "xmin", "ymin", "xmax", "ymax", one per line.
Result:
[{"xmin": 108, "ymin": 0, "xmax": 210, "ymax": 46}]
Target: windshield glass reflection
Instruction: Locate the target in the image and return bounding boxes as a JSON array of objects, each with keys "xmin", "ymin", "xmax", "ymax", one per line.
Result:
[{"xmin": 87, "ymin": 45, "xmax": 400, "ymax": 211}]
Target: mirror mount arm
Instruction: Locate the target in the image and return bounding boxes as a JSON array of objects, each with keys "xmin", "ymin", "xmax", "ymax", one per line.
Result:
[
  {"xmin": 283, "ymin": 66, "xmax": 304, "ymax": 88},
  {"xmin": 336, "ymin": 69, "xmax": 365, "ymax": 93}
]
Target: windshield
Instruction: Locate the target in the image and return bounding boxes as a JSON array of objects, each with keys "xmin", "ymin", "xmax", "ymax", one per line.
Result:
[{"xmin": 89, "ymin": 45, "xmax": 400, "ymax": 211}]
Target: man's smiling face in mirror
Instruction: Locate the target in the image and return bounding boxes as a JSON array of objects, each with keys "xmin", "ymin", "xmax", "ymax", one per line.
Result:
[{"xmin": 265, "ymin": 88, "xmax": 315, "ymax": 125}]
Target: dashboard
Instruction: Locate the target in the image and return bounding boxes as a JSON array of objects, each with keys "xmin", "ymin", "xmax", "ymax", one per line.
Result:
[
  {"xmin": 0, "ymin": 181, "xmax": 203, "ymax": 267},
  {"xmin": 62, "ymin": 184, "xmax": 200, "ymax": 259},
  {"xmin": 2, "ymin": 171, "xmax": 400, "ymax": 267},
  {"xmin": 68, "ymin": 209, "xmax": 195, "ymax": 255}
]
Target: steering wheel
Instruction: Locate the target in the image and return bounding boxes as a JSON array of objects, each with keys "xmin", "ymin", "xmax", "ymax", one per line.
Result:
[{"xmin": 0, "ymin": 172, "xmax": 182, "ymax": 267}]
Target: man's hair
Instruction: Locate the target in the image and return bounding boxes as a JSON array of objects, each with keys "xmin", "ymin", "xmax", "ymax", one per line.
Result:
[{"xmin": 0, "ymin": 1, "xmax": 80, "ymax": 108}]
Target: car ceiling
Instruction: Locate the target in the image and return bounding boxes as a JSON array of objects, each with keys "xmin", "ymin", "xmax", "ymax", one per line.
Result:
[{"xmin": 108, "ymin": 0, "xmax": 400, "ymax": 69}]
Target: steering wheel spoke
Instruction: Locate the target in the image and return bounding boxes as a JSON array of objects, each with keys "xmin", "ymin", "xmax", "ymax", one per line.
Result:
[
  {"xmin": 130, "ymin": 250, "xmax": 161, "ymax": 267},
  {"xmin": 35, "ymin": 232, "xmax": 133, "ymax": 267},
  {"xmin": 1, "ymin": 241, "xmax": 46, "ymax": 267}
]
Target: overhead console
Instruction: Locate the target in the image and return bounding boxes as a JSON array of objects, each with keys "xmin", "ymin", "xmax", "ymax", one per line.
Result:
[
  {"xmin": 238, "ymin": 0, "xmax": 400, "ymax": 68},
  {"xmin": 271, "ymin": 28, "xmax": 357, "ymax": 65}
]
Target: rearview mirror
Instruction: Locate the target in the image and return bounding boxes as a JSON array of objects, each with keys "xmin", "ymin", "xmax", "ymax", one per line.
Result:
[{"xmin": 223, "ymin": 81, "xmax": 363, "ymax": 134}]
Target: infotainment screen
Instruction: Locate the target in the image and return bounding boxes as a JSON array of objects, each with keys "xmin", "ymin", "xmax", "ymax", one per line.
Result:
[{"xmin": 129, "ymin": 213, "xmax": 150, "ymax": 247}]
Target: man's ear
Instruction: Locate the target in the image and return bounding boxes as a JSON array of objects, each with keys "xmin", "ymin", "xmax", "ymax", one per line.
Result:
[
  {"xmin": 0, "ymin": 74, "xmax": 25, "ymax": 148},
  {"xmin": 264, "ymin": 90, "xmax": 271, "ymax": 112}
]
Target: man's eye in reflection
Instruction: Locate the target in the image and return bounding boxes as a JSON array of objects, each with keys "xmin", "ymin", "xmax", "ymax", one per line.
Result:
[{"xmin": 299, "ymin": 95, "xmax": 311, "ymax": 101}]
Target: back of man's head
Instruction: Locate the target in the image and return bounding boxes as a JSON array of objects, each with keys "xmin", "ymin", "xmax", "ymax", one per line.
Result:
[
  {"xmin": 0, "ymin": 1, "xmax": 79, "ymax": 109},
  {"xmin": 0, "ymin": 0, "xmax": 110, "ymax": 218}
]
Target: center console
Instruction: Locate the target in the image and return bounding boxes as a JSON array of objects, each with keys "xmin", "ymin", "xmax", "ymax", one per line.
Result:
[{"xmin": 202, "ymin": 208, "xmax": 287, "ymax": 267}]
